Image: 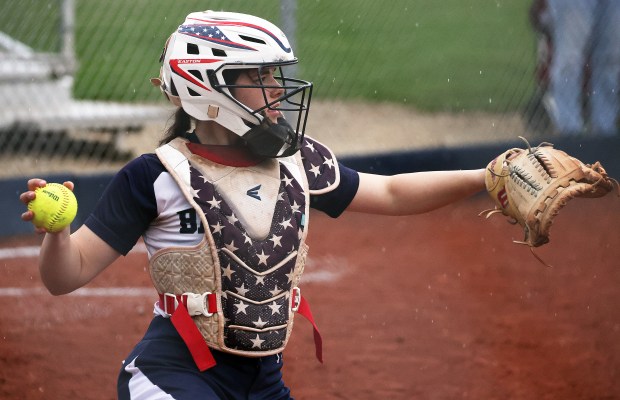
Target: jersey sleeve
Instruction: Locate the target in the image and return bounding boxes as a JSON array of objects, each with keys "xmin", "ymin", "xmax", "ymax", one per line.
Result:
[
  {"xmin": 84, "ymin": 154, "xmax": 163, "ymax": 255},
  {"xmin": 310, "ymin": 162, "xmax": 359, "ymax": 218}
]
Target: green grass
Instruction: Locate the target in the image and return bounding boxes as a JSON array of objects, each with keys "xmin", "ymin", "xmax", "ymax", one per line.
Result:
[
  {"xmin": 1, "ymin": 0, "xmax": 62, "ymax": 52},
  {"xmin": 70, "ymin": 0, "xmax": 280, "ymax": 102},
  {"xmin": 2, "ymin": 0, "xmax": 536, "ymax": 112},
  {"xmin": 297, "ymin": 0, "xmax": 536, "ymax": 111}
]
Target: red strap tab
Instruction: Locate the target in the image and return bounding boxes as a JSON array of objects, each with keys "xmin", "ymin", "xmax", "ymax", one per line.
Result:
[
  {"xmin": 207, "ymin": 293, "xmax": 218, "ymax": 314},
  {"xmin": 296, "ymin": 295, "xmax": 323, "ymax": 363},
  {"xmin": 170, "ymin": 302, "xmax": 217, "ymax": 371}
]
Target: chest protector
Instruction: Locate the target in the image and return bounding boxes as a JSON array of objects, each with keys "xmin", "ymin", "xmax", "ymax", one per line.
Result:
[{"xmin": 151, "ymin": 136, "xmax": 339, "ymax": 360}]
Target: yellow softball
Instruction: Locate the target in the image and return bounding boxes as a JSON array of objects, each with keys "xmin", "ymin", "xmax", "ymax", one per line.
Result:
[{"xmin": 28, "ymin": 183, "xmax": 78, "ymax": 233}]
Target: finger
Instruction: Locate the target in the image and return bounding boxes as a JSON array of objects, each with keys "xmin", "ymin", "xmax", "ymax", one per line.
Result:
[
  {"xmin": 62, "ymin": 181, "xmax": 75, "ymax": 191},
  {"xmin": 27, "ymin": 178, "xmax": 47, "ymax": 191},
  {"xmin": 21, "ymin": 210, "xmax": 34, "ymax": 222},
  {"xmin": 21, "ymin": 212, "xmax": 47, "ymax": 234},
  {"xmin": 19, "ymin": 191, "xmax": 36, "ymax": 204}
]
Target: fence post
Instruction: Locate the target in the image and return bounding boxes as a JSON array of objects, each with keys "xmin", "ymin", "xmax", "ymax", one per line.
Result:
[
  {"xmin": 60, "ymin": 0, "xmax": 76, "ymax": 73},
  {"xmin": 280, "ymin": 0, "xmax": 298, "ymax": 78}
]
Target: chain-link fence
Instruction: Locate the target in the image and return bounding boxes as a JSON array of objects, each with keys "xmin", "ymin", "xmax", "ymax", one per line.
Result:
[{"xmin": 2, "ymin": 0, "xmax": 615, "ymax": 179}]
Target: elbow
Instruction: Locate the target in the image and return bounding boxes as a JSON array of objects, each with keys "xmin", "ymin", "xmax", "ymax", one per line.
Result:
[
  {"xmin": 40, "ymin": 275, "xmax": 77, "ymax": 296},
  {"xmin": 47, "ymin": 288, "xmax": 70, "ymax": 296},
  {"xmin": 45, "ymin": 284, "xmax": 74, "ymax": 296}
]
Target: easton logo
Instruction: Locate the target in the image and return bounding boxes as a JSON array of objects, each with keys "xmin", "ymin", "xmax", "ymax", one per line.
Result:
[{"xmin": 246, "ymin": 185, "xmax": 261, "ymax": 200}]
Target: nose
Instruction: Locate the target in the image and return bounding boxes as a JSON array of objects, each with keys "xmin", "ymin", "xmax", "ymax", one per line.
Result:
[{"xmin": 266, "ymin": 78, "xmax": 284, "ymax": 99}]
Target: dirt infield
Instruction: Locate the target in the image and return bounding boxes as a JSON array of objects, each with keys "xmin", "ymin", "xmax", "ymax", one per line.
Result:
[{"xmin": 1, "ymin": 194, "xmax": 619, "ymax": 399}]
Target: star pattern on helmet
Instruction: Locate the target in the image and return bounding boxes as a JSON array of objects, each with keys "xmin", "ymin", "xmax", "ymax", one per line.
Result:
[{"xmin": 178, "ymin": 24, "xmax": 256, "ymax": 51}]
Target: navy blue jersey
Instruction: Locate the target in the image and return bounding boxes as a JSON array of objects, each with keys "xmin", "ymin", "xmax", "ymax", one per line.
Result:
[{"xmin": 85, "ymin": 153, "xmax": 359, "ymax": 256}]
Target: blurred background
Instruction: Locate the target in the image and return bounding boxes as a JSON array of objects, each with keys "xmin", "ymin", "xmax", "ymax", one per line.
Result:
[{"xmin": 1, "ymin": 0, "xmax": 618, "ymax": 235}]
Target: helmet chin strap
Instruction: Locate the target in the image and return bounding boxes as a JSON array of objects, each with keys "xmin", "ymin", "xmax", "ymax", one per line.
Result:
[{"xmin": 242, "ymin": 116, "xmax": 300, "ymax": 158}]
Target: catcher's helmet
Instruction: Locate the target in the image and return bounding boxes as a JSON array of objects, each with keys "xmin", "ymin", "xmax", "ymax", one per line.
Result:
[{"xmin": 156, "ymin": 10, "xmax": 313, "ymax": 157}]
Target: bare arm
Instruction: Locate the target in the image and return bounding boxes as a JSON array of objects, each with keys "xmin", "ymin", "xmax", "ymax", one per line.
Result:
[
  {"xmin": 347, "ymin": 169, "xmax": 485, "ymax": 215},
  {"xmin": 37, "ymin": 225, "xmax": 121, "ymax": 295},
  {"xmin": 21, "ymin": 179, "xmax": 121, "ymax": 295}
]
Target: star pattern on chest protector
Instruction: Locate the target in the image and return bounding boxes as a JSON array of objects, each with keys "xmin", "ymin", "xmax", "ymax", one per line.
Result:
[
  {"xmin": 188, "ymin": 161, "xmax": 309, "ymax": 351},
  {"xmin": 182, "ymin": 137, "xmax": 337, "ymax": 352}
]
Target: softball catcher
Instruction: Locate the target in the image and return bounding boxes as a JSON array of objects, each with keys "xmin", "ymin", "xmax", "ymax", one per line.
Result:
[{"xmin": 21, "ymin": 10, "xmax": 520, "ymax": 400}]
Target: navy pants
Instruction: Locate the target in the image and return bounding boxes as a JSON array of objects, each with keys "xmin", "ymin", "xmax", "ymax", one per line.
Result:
[{"xmin": 117, "ymin": 316, "xmax": 293, "ymax": 400}]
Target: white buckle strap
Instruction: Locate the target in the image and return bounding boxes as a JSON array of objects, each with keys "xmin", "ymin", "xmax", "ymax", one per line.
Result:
[
  {"xmin": 159, "ymin": 292, "xmax": 216, "ymax": 317},
  {"xmin": 291, "ymin": 287, "xmax": 301, "ymax": 312},
  {"xmin": 183, "ymin": 292, "xmax": 214, "ymax": 317}
]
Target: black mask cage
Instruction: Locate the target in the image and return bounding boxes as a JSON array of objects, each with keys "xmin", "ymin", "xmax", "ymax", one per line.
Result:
[{"xmin": 209, "ymin": 61, "xmax": 313, "ymax": 156}]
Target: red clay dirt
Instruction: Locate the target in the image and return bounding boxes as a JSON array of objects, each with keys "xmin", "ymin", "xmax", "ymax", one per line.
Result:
[{"xmin": 1, "ymin": 194, "xmax": 619, "ymax": 399}]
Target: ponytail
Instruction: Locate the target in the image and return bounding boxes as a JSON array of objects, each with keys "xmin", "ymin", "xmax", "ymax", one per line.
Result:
[{"xmin": 159, "ymin": 107, "xmax": 193, "ymax": 145}]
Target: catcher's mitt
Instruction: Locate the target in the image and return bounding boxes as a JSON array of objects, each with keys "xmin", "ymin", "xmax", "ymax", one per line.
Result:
[{"xmin": 482, "ymin": 136, "xmax": 617, "ymax": 248}]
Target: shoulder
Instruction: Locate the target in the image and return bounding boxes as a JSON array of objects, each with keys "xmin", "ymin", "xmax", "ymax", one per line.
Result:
[
  {"xmin": 84, "ymin": 154, "xmax": 165, "ymax": 255},
  {"xmin": 299, "ymin": 136, "xmax": 340, "ymax": 194},
  {"xmin": 99, "ymin": 153, "xmax": 168, "ymax": 202},
  {"xmin": 121, "ymin": 153, "xmax": 166, "ymax": 179}
]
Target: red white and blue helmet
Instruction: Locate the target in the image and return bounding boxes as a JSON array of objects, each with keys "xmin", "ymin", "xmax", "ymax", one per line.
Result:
[{"xmin": 156, "ymin": 10, "xmax": 313, "ymax": 157}]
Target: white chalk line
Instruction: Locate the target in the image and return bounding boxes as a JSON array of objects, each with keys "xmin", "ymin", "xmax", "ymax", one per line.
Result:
[
  {"xmin": 0, "ymin": 245, "xmax": 347, "ymax": 297},
  {"xmin": 0, "ymin": 245, "xmax": 41, "ymax": 260},
  {"xmin": 0, "ymin": 242, "xmax": 148, "ymax": 260},
  {"xmin": 0, "ymin": 287, "xmax": 155, "ymax": 297}
]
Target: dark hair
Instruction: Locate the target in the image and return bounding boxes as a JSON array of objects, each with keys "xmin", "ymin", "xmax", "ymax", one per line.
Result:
[
  {"xmin": 159, "ymin": 107, "xmax": 192, "ymax": 145},
  {"xmin": 222, "ymin": 69, "xmax": 244, "ymax": 86},
  {"xmin": 157, "ymin": 68, "xmax": 247, "ymax": 145}
]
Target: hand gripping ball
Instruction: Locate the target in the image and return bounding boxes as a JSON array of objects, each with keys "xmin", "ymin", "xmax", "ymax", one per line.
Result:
[{"xmin": 28, "ymin": 183, "xmax": 78, "ymax": 233}]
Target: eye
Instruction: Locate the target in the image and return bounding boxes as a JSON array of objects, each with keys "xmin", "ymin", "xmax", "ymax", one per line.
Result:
[
  {"xmin": 260, "ymin": 68, "xmax": 277, "ymax": 82},
  {"xmin": 246, "ymin": 70, "xmax": 262, "ymax": 84}
]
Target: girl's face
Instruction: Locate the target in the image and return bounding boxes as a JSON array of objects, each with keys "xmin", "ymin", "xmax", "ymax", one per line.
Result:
[{"xmin": 231, "ymin": 67, "xmax": 284, "ymax": 123}]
